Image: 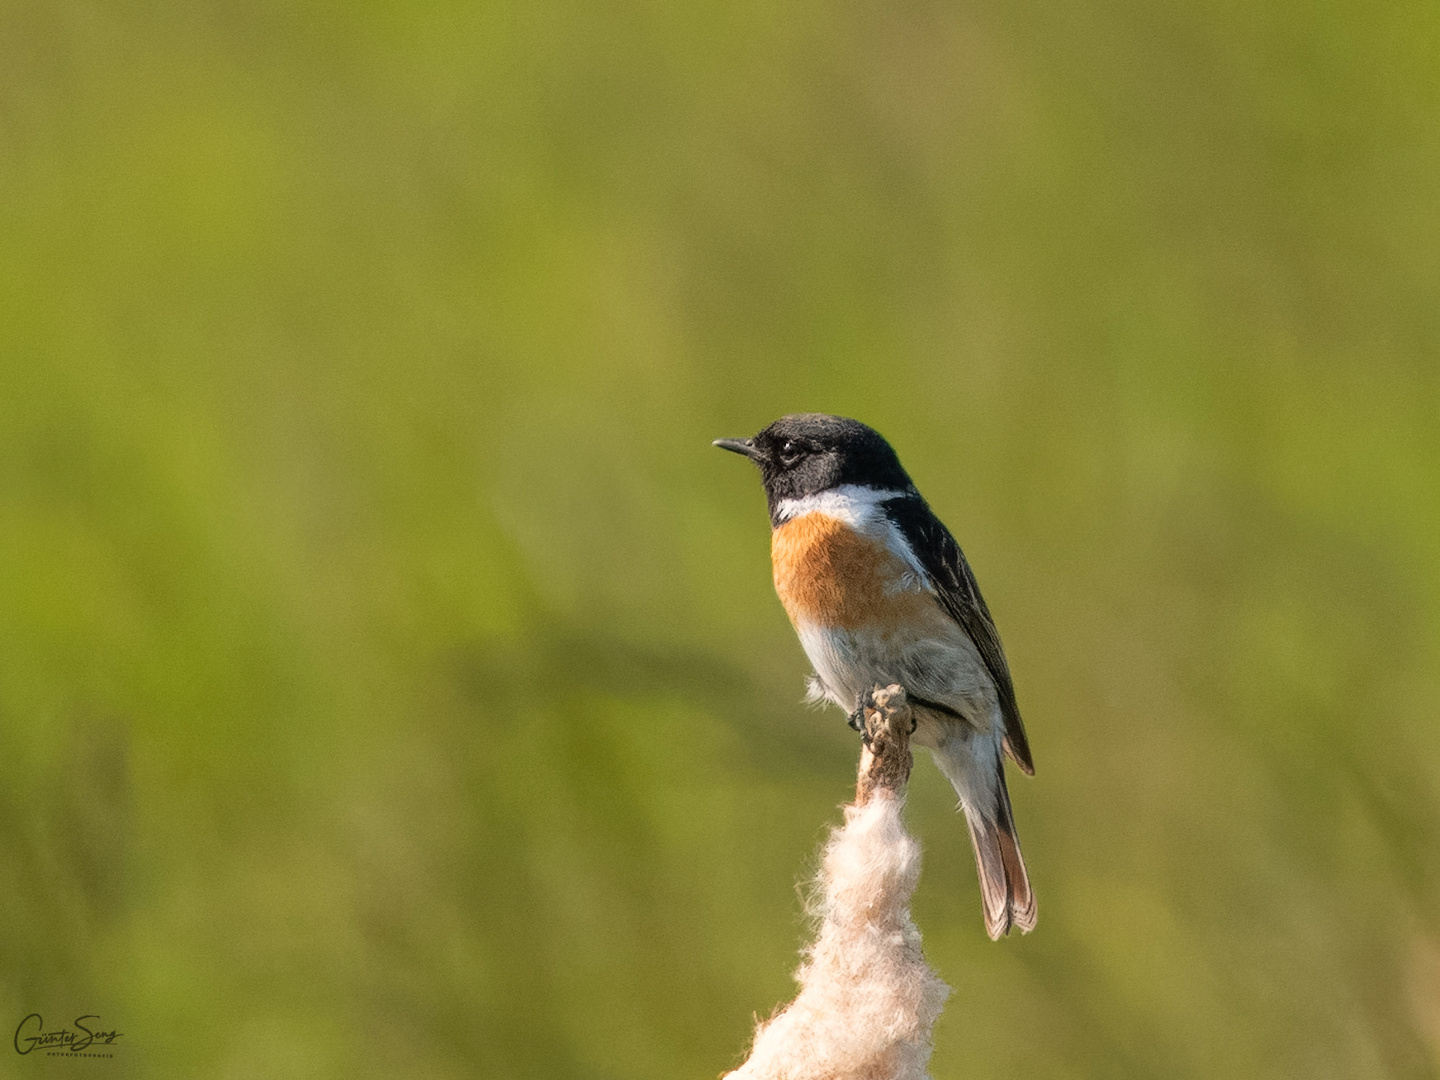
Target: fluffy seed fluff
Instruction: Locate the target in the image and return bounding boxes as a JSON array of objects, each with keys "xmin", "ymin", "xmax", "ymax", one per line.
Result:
[{"xmin": 725, "ymin": 789, "xmax": 951, "ymax": 1080}]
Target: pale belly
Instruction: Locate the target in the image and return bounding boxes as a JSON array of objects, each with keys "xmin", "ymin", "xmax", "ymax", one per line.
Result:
[{"xmin": 794, "ymin": 619, "xmax": 998, "ymax": 734}]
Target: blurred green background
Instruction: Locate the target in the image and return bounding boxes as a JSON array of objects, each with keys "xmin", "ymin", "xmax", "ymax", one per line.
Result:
[{"xmin": 2, "ymin": 0, "xmax": 1438, "ymax": 1077}]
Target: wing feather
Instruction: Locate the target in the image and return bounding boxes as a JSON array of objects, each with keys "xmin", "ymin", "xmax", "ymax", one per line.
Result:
[{"xmin": 885, "ymin": 497, "xmax": 1034, "ymax": 774}]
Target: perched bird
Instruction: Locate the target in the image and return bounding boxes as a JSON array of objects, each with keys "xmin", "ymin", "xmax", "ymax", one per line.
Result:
[{"xmin": 715, "ymin": 414, "xmax": 1035, "ymax": 939}]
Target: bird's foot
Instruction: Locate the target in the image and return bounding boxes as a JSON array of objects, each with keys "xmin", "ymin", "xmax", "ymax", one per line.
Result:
[
  {"xmin": 847, "ymin": 705, "xmax": 865, "ymax": 734},
  {"xmin": 848, "ymin": 692, "xmax": 870, "ymax": 744}
]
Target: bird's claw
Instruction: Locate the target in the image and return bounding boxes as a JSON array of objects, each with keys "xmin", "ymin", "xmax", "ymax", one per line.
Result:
[{"xmin": 850, "ymin": 689, "xmax": 877, "ymax": 740}]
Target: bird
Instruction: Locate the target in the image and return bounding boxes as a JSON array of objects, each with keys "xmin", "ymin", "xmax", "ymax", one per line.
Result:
[{"xmin": 715, "ymin": 413, "xmax": 1035, "ymax": 939}]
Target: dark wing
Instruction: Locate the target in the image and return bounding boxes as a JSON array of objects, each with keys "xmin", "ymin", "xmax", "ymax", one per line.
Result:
[{"xmin": 885, "ymin": 496, "xmax": 1034, "ymax": 775}]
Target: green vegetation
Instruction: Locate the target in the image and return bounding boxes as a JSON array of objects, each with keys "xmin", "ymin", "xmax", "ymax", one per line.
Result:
[{"xmin": 2, "ymin": 0, "xmax": 1437, "ymax": 1076}]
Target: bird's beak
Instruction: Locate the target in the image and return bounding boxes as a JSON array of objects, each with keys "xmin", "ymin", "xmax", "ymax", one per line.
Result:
[{"xmin": 713, "ymin": 437, "xmax": 761, "ymax": 460}]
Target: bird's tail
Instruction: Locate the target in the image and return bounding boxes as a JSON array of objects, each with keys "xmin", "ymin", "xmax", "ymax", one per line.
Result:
[{"xmin": 962, "ymin": 769, "xmax": 1035, "ymax": 940}]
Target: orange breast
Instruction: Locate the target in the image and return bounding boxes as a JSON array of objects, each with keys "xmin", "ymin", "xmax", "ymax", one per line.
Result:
[{"xmin": 771, "ymin": 511, "xmax": 934, "ymax": 630}]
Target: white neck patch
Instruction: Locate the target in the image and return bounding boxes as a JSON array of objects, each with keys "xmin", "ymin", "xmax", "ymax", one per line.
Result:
[{"xmin": 774, "ymin": 484, "xmax": 912, "ymax": 527}]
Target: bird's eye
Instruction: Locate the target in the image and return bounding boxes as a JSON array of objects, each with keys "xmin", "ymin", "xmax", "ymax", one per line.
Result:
[{"xmin": 780, "ymin": 440, "xmax": 802, "ymax": 464}]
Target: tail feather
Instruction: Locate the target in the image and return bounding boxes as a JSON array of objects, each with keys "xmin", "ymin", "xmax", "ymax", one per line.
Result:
[
  {"xmin": 964, "ymin": 814, "xmax": 1013, "ymax": 940},
  {"xmin": 920, "ymin": 720, "xmax": 1036, "ymax": 940},
  {"xmin": 964, "ymin": 770, "xmax": 1035, "ymax": 940},
  {"xmin": 994, "ymin": 769, "xmax": 1036, "ymax": 933}
]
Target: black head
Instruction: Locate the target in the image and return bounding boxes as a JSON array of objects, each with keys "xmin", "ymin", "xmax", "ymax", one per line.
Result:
[{"xmin": 713, "ymin": 414, "xmax": 915, "ymax": 519}]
